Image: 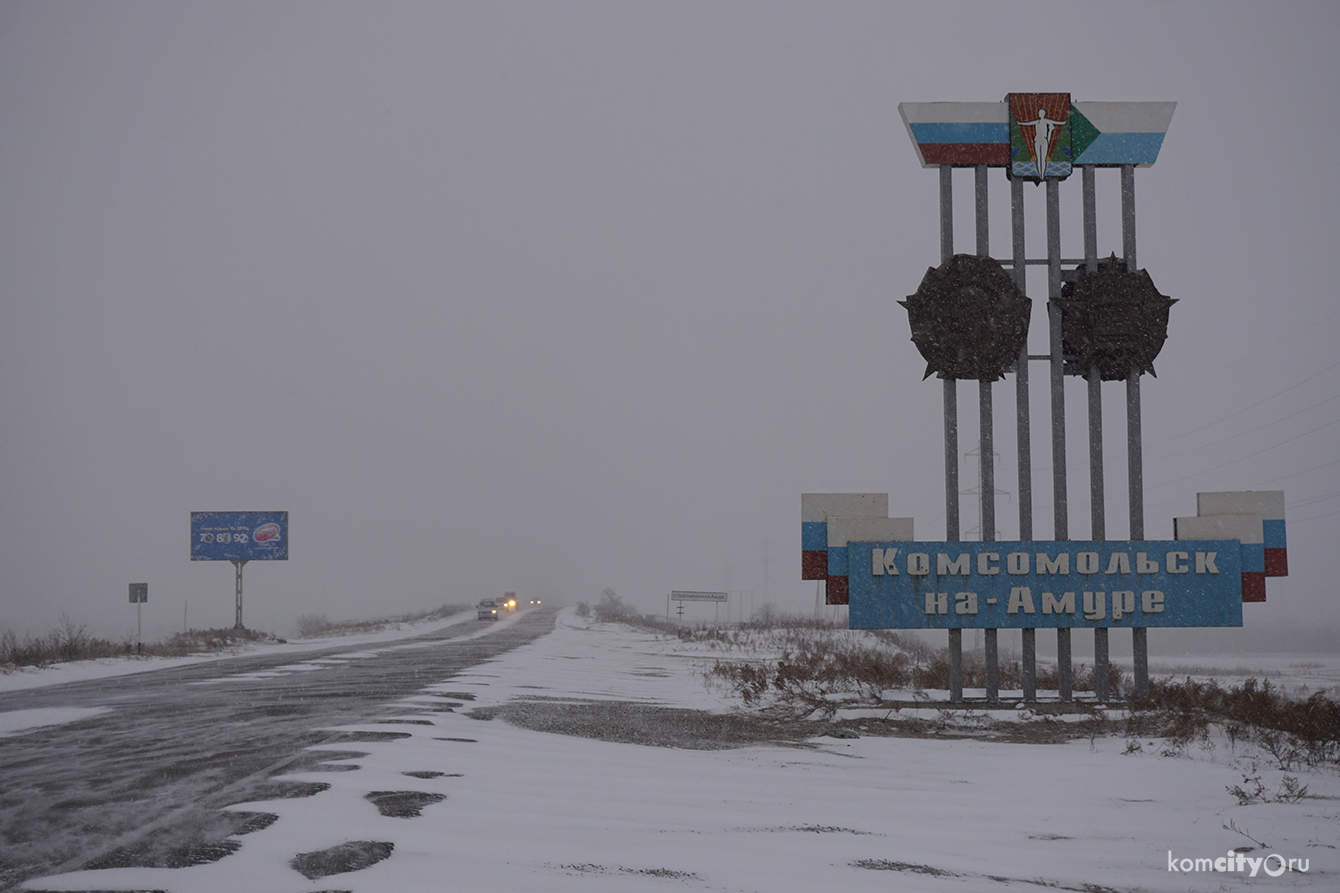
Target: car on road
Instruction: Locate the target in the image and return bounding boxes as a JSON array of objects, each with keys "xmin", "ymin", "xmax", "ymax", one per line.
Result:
[
  {"xmin": 477, "ymin": 599, "xmax": 499, "ymax": 620},
  {"xmin": 529, "ymin": 598, "xmax": 542, "ymax": 606}
]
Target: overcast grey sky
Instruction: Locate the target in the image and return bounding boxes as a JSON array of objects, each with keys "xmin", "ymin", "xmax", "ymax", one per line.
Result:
[{"xmin": 2, "ymin": 1, "xmax": 1338, "ymax": 642}]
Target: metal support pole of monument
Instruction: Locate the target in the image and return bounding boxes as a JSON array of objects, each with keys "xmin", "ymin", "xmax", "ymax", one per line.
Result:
[
  {"xmin": 982, "ymin": 379, "xmax": 999, "ymax": 701},
  {"xmin": 1082, "ymin": 165, "xmax": 1110, "ymax": 702},
  {"xmin": 976, "ymin": 164, "xmax": 999, "ymax": 702},
  {"xmin": 1121, "ymin": 163, "xmax": 1150, "ymax": 699},
  {"xmin": 1011, "ymin": 175, "xmax": 1036, "ymax": 703},
  {"xmin": 940, "ymin": 163, "xmax": 962, "ymax": 702},
  {"xmin": 232, "ymin": 559, "xmax": 247, "ymax": 630},
  {"xmin": 1090, "ymin": 362, "xmax": 1109, "ymax": 700},
  {"xmin": 1046, "ymin": 176, "xmax": 1072, "ymax": 702}
]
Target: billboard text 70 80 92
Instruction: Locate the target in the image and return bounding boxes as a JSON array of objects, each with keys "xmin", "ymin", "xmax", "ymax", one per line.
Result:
[{"xmin": 190, "ymin": 512, "xmax": 288, "ymax": 562}]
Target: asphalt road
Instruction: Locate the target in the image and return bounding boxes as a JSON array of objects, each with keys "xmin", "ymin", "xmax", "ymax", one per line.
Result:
[{"xmin": 0, "ymin": 607, "xmax": 556, "ymax": 891}]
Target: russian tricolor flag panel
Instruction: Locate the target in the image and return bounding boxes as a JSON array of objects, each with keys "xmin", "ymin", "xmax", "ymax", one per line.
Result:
[
  {"xmin": 1175, "ymin": 491, "xmax": 1287, "ymax": 603},
  {"xmin": 1175, "ymin": 514, "xmax": 1267, "ymax": 603},
  {"xmin": 801, "ymin": 493, "xmax": 888, "ymax": 584},
  {"xmin": 825, "ymin": 516, "xmax": 914, "ymax": 606},
  {"xmin": 1198, "ymin": 491, "xmax": 1287, "ymax": 577},
  {"xmin": 899, "ymin": 102, "xmax": 1009, "ymax": 168}
]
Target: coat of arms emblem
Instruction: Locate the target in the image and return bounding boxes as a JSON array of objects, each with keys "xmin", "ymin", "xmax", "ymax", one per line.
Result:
[{"xmin": 1008, "ymin": 92, "xmax": 1072, "ymax": 180}]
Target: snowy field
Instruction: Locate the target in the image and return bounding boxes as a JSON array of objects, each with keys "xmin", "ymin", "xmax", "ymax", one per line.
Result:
[
  {"xmin": 9, "ymin": 608, "xmax": 1339, "ymax": 892},
  {"xmin": 1140, "ymin": 655, "xmax": 1340, "ymax": 699}
]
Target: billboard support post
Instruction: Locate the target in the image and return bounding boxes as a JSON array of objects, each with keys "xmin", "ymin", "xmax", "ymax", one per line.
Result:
[{"xmin": 233, "ymin": 559, "xmax": 248, "ymax": 630}]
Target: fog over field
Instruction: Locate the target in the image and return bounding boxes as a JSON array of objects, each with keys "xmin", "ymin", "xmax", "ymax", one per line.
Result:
[{"xmin": 2, "ymin": 2, "xmax": 1337, "ymax": 646}]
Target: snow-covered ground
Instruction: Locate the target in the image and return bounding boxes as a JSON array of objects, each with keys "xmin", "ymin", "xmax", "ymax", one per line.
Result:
[{"xmin": 12, "ymin": 608, "xmax": 1340, "ymax": 891}]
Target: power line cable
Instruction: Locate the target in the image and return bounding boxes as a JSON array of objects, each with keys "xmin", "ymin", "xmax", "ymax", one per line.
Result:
[
  {"xmin": 1147, "ymin": 358, "xmax": 1340, "ymax": 450},
  {"xmin": 1151, "ymin": 415, "xmax": 1340, "ymax": 488},
  {"xmin": 1284, "ymin": 489, "xmax": 1340, "ymax": 510},
  {"xmin": 1143, "ymin": 457, "xmax": 1340, "ymax": 514},
  {"xmin": 1154, "ymin": 307, "xmax": 1340, "ymax": 404},
  {"xmin": 1247, "ymin": 457, "xmax": 1340, "ymax": 487},
  {"xmin": 1148, "ymin": 391, "xmax": 1340, "ymax": 463},
  {"xmin": 1290, "ymin": 508, "xmax": 1340, "ymax": 524}
]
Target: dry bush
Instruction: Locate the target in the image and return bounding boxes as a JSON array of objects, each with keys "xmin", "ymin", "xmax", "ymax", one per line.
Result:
[
  {"xmin": 2, "ymin": 614, "xmax": 129, "ymax": 667},
  {"xmin": 1130, "ymin": 676, "xmax": 1340, "ymax": 770},
  {"xmin": 297, "ymin": 613, "xmax": 331, "ymax": 638},
  {"xmin": 705, "ymin": 630, "xmax": 916, "ymax": 714},
  {"xmin": 704, "ymin": 624, "xmax": 1128, "ymax": 714},
  {"xmin": 2, "ymin": 603, "xmax": 472, "ymax": 671}
]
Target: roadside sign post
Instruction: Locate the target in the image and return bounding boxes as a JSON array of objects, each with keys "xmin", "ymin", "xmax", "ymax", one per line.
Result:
[
  {"xmin": 190, "ymin": 512, "xmax": 288, "ymax": 630},
  {"xmin": 668, "ymin": 591, "xmax": 728, "ymax": 624},
  {"xmin": 129, "ymin": 582, "xmax": 147, "ymax": 645}
]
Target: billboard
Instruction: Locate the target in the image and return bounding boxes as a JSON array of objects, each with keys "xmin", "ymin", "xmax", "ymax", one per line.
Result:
[{"xmin": 191, "ymin": 511, "xmax": 288, "ymax": 561}]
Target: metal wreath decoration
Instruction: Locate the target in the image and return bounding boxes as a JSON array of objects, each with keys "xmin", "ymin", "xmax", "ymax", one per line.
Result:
[
  {"xmin": 1056, "ymin": 255, "xmax": 1176, "ymax": 380},
  {"xmin": 900, "ymin": 254, "xmax": 1031, "ymax": 381}
]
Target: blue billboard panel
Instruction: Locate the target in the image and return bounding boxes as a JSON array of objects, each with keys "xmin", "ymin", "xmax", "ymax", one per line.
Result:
[
  {"xmin": 848, "ymin": 540, "xmax": 1242, "ymax": 630},
  {"xmin": 191, "ymin": 512, "xmax": 288, "ymax": 561}
]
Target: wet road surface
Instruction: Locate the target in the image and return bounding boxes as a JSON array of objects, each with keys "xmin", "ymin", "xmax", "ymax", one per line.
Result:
[{"xmin": 0, "ymin": 608, "xmax": 556, "ymax": 891}]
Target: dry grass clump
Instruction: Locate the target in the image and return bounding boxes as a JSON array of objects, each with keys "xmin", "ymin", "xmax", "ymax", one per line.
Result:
[
  {"xmin": 702, "ymin": 624, "xmax": 1123, "ymax": 714},
  {"xmin": 1128, "ymin": 676, "xmax": 1340, "ymax": 771},
  {"xmin": 1, "ymin": 614, "xmax": 126, "ymax": 666},
  {"xmin": 1, "ymin": 602, "xmax": 473, "ymax": 671},
  {"xmin": 0, "ymin": 614, "xmax": 283, "ymax": 669},
  {"xmin": 294, "ymin": 604, "xmax": 469, "ymax": 639}
]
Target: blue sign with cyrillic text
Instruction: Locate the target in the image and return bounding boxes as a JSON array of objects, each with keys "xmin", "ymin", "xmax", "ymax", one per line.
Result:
[{"xmin": 848, "ymin": 540, "xmax": 1242, "ymax": 629}]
